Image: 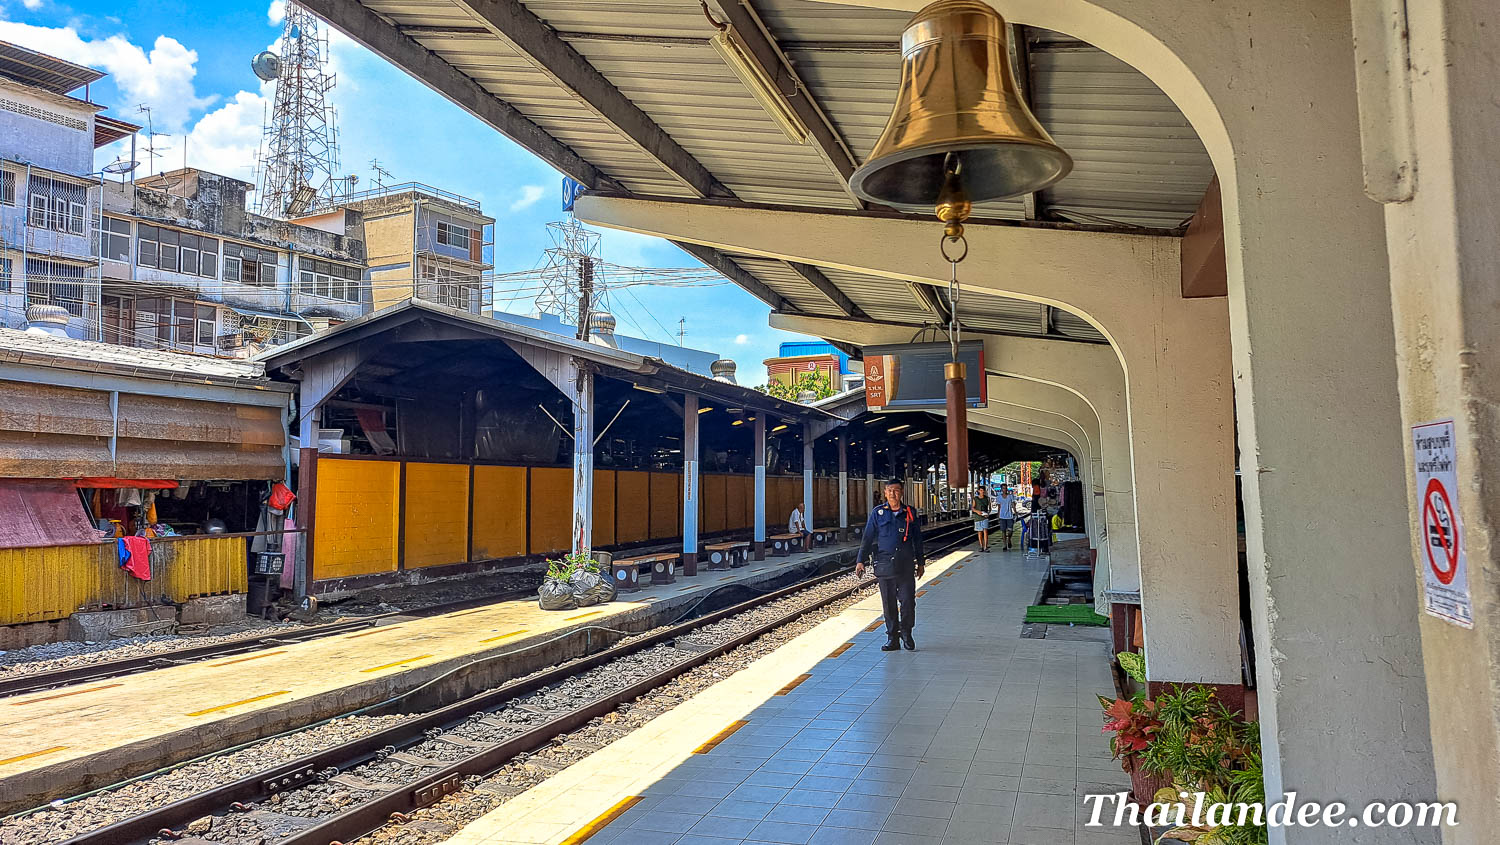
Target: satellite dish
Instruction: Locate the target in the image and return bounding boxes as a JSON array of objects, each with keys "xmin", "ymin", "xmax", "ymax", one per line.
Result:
[
  {"xmin": 102, "ymin": 159, "xmax": 139, "ymax": 175},
  {"xmin": 251, "ymin": 50, "xmax": 282, "ymax": 82}
]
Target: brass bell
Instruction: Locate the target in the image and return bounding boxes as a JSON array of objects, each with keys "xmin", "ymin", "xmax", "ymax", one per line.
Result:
[{"xmin": 849, "ymin": 0, "xmax": 1071, "ymax": 213}]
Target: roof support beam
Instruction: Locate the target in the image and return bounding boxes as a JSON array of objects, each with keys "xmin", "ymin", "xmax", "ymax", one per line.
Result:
[
  {"xmin": 451, "ymin": 0, "xmax": 733, "ymax": 199},
  {"xmin": 1008, "ymin": 24, "xmax": 1042, "ymax": 221},
  {"xmin": 672, "ymin": 241, "xmax": 794, "ymax": 313},
  {"xmin": 299, "ymin": 0, "xmax": 617, "ymax": 191},
  {"xmin": 909, "ymin": 282, "xmax": 952, "ymax": 325},
  {"xmin": 704, "ymin": 0, "xmax": 869, "ymax": 209},
  {"xmin": 787, "ymin": 261, "xmax": 866, "ymax": 319}
]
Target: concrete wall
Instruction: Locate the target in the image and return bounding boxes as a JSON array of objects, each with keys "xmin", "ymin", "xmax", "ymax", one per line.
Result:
[{"xmin": 0, "ymin": 81, "xmax": 96, "ymax": 174}]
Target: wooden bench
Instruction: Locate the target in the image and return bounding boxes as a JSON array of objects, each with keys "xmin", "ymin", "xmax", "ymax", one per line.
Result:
[
  {"xmin": 704, "ymin": 541, "xmax": 751, "ymax": 570},
  {"xmin": 614, "ymin": 552, "xmax": 678, "ymax": 588},
  {"xmin": 768, "ymin": 533, "xmax": 803, "ymax": 557},
  {"xmin": 809, "ymin": 528, "xmax": 836, "ymax": 547}
]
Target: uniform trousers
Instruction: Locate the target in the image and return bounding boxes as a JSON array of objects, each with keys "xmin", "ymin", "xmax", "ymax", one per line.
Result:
[{"xmin": 877, "ymin": 572, "xmax": 917, "ymax": 640}]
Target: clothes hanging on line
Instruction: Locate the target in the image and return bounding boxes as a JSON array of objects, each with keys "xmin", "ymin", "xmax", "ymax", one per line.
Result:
[{"xmin": 117, "ymin": 535, "xmax": 152, "ymax": 580}]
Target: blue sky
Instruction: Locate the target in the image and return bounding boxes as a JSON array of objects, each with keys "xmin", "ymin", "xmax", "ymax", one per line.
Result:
[{"xmin": 0, "ymin": 0, "xmax": 815, "ymax": 383}]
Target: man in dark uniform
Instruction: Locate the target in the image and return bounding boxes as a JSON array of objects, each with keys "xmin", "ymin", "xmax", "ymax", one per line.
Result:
[{"xmin": 855, "ymin": 479, "xmax": 926, "ymax": 651}]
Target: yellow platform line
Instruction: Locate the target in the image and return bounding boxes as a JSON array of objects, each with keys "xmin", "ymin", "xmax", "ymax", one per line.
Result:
[
  {"xmin": 916, "ymin": 590, "xmax": 928, "ymax": 597},
  {"xmin": 863, "ymin": 619, "xmax": 886, "ymax": 633},
  {"xmin": 827, "ymin": 643, "xmax": 853, "ymax": 658},
  {"xmin": 10, "ymin": 683, "xmax": 123, "ymax": 705},
  {"xmin": 345, "ymin": 628, "xmax": 390, "ymax": 639},
  {"xmin": 479, "ymin": 629, "xmax": 528, "ymax": 644},
  {"xmin": 447, "ymin": 607, "xmax": 492, "ymax": 618},
  {"xmin": 693, "ymin": 719, "xmax": 749, "ymax": 754},
  {"xmin": 359, "ymin": 654, "xmax": 434, "ymax": 673},
  {"xmin": 185, "ymin": 690, "xmax": 290, "ymax": 716},
  {"xmin": 775, "ymin": 674, "xmax": 812, "ymax": 695},
  {"xmin": 677, "ymin": 585, "xmax": 698, "ymax": 592},
  {"xmin": 0, "ymin": 745, "xmax": 68, "ymax": 766},
  {"xmin": 718, "ymin": 576, "xmax": 736, "ymax": 581},
  {"xmin": 210, "ymin": 650, "xmax": 287, "ymax": 667},
  {"xmin": 566, "ymin": 610, "xmax": 605, "ymax": 621},
  {"xmin": 560, "ymin": 795, "xmax": 644, "ymax": 844}
]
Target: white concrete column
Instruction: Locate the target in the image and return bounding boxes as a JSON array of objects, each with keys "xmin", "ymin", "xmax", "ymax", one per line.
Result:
[
  {"xmin": 753, "ymin": 413, "xmax": 767, "ymax": 560},
  {"xmin": 682, "ymin": 393, "xmax": 699, "ymax": 574},
  {"xmin": 837, "ymin": 429, "xmax": 849, "ymax": 535},
  {"xmin": 1367, "ymin": 0, "xmax": 1500, "ymax": 831},
  {"xmin": 570, "ymin": 364, "xmax": 593, "ymax": 557},
  {"xmin": 802, "ymin": 422, "xmax": 814, "ymax": 535}
]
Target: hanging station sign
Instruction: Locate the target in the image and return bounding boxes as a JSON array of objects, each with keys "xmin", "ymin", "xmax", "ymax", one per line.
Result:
[{"xmin": 864, "ymin": 341, "xmax": 986, "ymax": 410}]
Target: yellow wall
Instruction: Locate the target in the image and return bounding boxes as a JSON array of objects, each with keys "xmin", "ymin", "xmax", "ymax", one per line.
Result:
[
  {"xmin": 593, "ymin": 469, "xmax": 616, "ymax": 548},
  {"xmin": 649, "ymin": 471, "xmax": 678, "ymax": 539},
  {"xmin": 315, "ymin": 458, "xmax": 400, "ymax": 579},
  {"xmin": 472, "ymin": 464, "xmax": 526, "ymax": 559},
  {"xmin": 403, "ymin": 462, "xmax": 470, "ymax": 568},
  {"xmin": 615, "ymin": 471, "xmax": 650, "ymax": 543},
  {"xmin": 529, "ymin": 466, "xmax": 571, "ymax": 555}
]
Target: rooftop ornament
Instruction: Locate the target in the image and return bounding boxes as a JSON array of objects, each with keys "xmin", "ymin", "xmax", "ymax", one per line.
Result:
[{"xmin": 849, "ymin": 0, "xmax": 1071, "ymax": 487}]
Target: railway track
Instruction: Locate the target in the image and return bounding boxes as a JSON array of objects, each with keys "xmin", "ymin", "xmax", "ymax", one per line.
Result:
[{"xmin": 34, "ymin": 521, "xmax": 972, "ymax": 845}]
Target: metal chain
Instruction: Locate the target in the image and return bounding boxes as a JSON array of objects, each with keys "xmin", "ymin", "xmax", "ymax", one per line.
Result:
[{"xmin": 942, "ymin": 231, "xmax": 967, "ymax": 363}]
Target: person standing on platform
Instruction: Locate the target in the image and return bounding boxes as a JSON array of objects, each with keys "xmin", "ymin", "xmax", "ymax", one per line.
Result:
[
  {"xmin": 996, "ymin": 484, "xmax": 1019, "ymax": 551},
  {"xmin": 855, "ymin": 479, "xmax": 926, "ymax": 651},
  {"xmin": 971, "ymin": 485, "xmax": 993, "ymax": 552}
]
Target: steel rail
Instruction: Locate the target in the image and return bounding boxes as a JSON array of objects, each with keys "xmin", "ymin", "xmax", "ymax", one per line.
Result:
[{"xmin": 59, "ymin": 522, "xmax": 972, "ymax": 845}]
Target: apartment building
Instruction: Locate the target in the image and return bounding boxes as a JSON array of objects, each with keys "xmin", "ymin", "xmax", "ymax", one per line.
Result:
[
  {"xmin": 324, "ymin": 183, "xmax": 493, "ymax": 314},
  {"xmin": 100, "ymin": 168, "xmax": 367, "ymax": 356},
  {"xmin": 0, "ymin": 41, "xmax": 140, "ymax": 338}
]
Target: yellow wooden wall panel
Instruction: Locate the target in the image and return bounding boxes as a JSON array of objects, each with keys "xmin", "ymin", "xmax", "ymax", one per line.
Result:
[
  {"xmin": 592, "ymin": 470, "xmax": 616, "ymax": 548},
  {"xmin": 529, "ymin": 467, "xmax": 571, "ymax": 556},
  {"xmin": 314, "ymin": 458, "xmax": 399, "ymax": 579},
  {"xmin": 403, "ymin": 463, "xmax": 470, "ymax": 569},
  {"xmin": 615, "ymin": 471, "xmax": 650, "ymax": 544},
  {"xmin": 702, "ymin": 475, "xmax": 727, "ymax": 534},
  {"xmin": 726, "ymin": 475, "xmax": 749, "ymax": 531},
  {"xmin": 472, "ymin": 465, "xmax": 526, "ymax": 560},
  {"xmin": 649, "ymin": 472, "xmax": 679, "ymax": 540}
]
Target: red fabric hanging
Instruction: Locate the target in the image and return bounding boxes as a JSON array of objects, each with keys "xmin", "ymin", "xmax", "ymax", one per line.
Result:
[{"xmin": 73, "ymin": 478, "xmax": 179, "ymax": 489}]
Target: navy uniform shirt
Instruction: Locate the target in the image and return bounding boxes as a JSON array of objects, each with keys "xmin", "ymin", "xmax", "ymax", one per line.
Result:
[{"xmin": 856, "ymin": 502, "xmax": 926, "ymax": 577}]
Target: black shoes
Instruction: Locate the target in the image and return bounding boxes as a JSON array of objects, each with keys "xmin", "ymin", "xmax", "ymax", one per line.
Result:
[
  {"xmin": 881, "ymin": 639, "xmax": 901, "ymax": 652},
  {"xmin": 902, "ymin": 633, "xmax": 916, "ymax": 651}
]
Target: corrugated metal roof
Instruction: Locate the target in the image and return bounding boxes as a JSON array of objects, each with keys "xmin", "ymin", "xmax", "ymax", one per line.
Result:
[
  {"xmin": 0, "ymin": 328, "xmax": 268, "ymax": 382},
  {"xmin": 0, "ymin": 40, "xmax": 104, "ymax": 95},
  {"xmin": 329, "ymin": 2, "xmax": 1207, "ymax": 345}
]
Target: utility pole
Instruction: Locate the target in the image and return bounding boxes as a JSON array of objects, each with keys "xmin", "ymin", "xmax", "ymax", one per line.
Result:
[{"xmin": 576, "ymin": 254, "xmax": 594, "ymax": 340}]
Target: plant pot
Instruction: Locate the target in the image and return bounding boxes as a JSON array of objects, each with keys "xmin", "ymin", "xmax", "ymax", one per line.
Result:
[{"xmin": 1129, "ymin": 767, "xmax": 1175, "ymax": 805}]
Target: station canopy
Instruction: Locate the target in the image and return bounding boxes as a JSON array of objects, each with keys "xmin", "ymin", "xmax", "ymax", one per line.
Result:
[{"xmin": 306, "ymin": 0, "xmax": 1213, "ymax": 343}]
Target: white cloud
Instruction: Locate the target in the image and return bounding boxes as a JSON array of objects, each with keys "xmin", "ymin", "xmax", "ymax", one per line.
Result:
[
  {"xmin": 267, "ymin": 0, "xmax": 285, "ymax": 26},
  {"xmin": 734, "ymin": 334, "xmax": 750, "ymax": 345},
  {"xmin": 181, "ymin": 90, "xmax": 269, "ymax": 182},
  {"xmin": 509, "ymin": 184, "xmax": 545, "ymax": 212},
  {"xmin": 0, "ymin": 21, "xmax": 217, "ymax": 132},
  {"xmin": 21, "ymin": 0, "xmax": 44, "ymax": 11}
]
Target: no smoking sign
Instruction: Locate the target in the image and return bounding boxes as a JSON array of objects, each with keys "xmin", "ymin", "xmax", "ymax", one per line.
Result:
[{"xmin": 1411, "ymin": 420, "xmax": 1473, "ymax": 628}]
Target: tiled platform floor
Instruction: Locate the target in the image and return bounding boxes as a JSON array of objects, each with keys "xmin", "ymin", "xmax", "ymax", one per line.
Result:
[{"xmin": 458, "ymin": 544, "xmax": 1132, "ymax": 845}]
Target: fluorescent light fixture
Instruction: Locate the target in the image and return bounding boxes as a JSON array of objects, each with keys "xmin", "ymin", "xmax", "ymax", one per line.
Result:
[
  {"xmin": 632, "ymin": 383, "xmax": 665, "ymax": 394},
  {"xmin": 906, "ymin": 432, "xmax": 926, "ymax": 440},
  {"xmin": 887, "ymin": 424, "xmax": 911, "ymax": 433},
  {"xmin": 772, "ymin": 424, "xmax": 789, "ymax": 432},
  {"xmin": 698, "ymin": 406, "xmax": 714, "ymax": 414},
  {"xmin": 924, "ymin": 437, "xmax": 939, "ymax": 443},
  {"xmin": 710, "ymin": 27, "xmax": 810, "ymax": 145},
  {"xmin": 732, "ymin": 419, "xmax": 745, "ymax": 426}
]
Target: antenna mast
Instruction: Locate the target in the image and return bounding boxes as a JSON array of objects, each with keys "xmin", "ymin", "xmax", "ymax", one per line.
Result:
[{"xmin": 254, "ymin": 1, "xmax": 340, "ymax": 217}]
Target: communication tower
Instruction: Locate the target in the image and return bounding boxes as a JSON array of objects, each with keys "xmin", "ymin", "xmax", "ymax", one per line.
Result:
[
  {"xmin": 253, "ymin": 2, "xmax": 340, "ymax": 217},
  {"xmin": 535, "ymin": 217, "xmax": 602, "ymax": 335}
]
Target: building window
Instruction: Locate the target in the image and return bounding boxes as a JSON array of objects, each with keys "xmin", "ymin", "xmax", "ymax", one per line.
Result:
[
  {"xmin": 125, "ymin": 297, "xmax": 217, "ymax": 349},
  {"xmin": 24, "ymin": 257, "xmax": 88, "ymax": 316},
  {"xmin": 0, "ymin": 171, "xmax": 15, "ymax": 206},
  {"xmin": 136, "ymin": 224, "xmax": 219, "ymax": 277},
  {"xmin": 420, "ymin": 264, "xmax": 479, "ymax": 311},
  {"xmin": 223, "ymin": 242, "xmax": 278, "ymax": 287},
  {"xmin": 435, "ymin": 221, "xmax": 472, "ymax": 250},
  {"xmin": 0, "ymin": 257, "xmax": 11, "ymax": 292},
  {"xmin": 297, "ymin": 257, "xmax": 362, "ymax": 302},
  {"xmin": 101, "ymin": 217, "xmax": 131, "ymax": 262},
  {"xmin": 27, "ymin": 174, "xmax": 86, "ymax": 235}
]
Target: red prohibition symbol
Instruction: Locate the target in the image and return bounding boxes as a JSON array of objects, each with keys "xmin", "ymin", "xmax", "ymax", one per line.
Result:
[{"xmin": 1422, "ymin": 477, "xmax": 1460, "ymax": 585}]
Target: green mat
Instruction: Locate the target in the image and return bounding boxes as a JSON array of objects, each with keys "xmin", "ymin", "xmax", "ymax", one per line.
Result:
[{"xmin": 1025, "ymin": 604, "xmax": 1109, "ymax": 626}]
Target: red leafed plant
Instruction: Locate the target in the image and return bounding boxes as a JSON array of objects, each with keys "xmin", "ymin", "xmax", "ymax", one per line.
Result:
[{"xmin": 1098, "ymin": 692, "xmax": 1162, "ymax": 771}]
